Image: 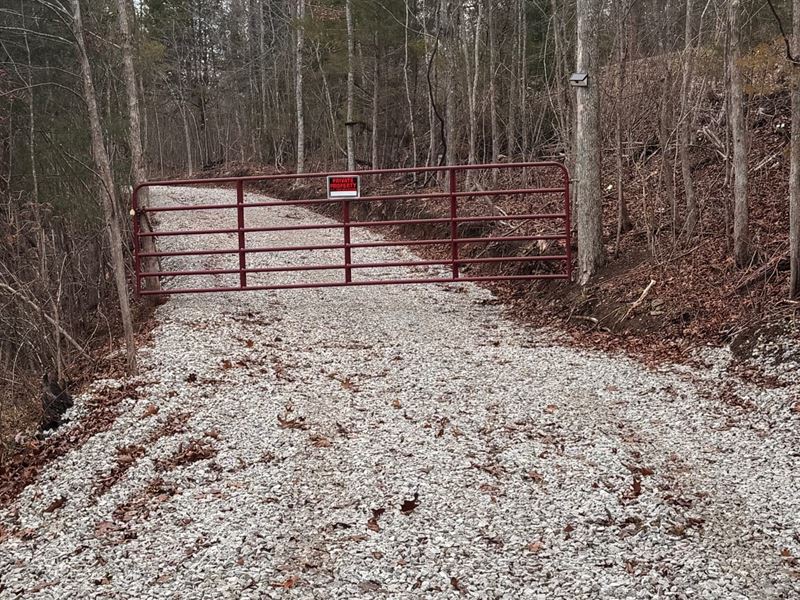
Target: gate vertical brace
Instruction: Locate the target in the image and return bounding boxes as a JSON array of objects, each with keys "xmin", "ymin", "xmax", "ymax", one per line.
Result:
[
  {"xmin": 236, "ymin": 181, "xmax": 247, "ymax": 289},
  {"xmin": 449, "ymin": 168, "xmax": 459, "ymax": 279},
  {"xmin": 563, "ymin": 168, "xmax": 573, "ymax": 281},
  {"xmin": 132, "ymin": 187, "xmax": 142, "ymax": 298},
  {"xmin": 342, "ymin": 199, "xmax": 352, "ymax": 283}
]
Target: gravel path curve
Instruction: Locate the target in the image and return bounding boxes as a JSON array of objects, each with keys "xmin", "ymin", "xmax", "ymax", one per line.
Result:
[{"xmin": 1, "ymin": 186, "xmax": 798, "ymax": 599}]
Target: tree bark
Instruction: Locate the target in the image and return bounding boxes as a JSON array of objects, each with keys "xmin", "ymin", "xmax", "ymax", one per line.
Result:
[
  {"xmin": 679, "ymin": 0, "xmax": 698, "ymax": 237},
  {"xmin": 729, "ymin": 0, "xmax": 750, "ymax": 266},
  {"xmin": 345, "ymin": 0, "xmax": 356, "ymax": 171},
  {"xmin": 116, "ymin": 0, "xmax": 160, "ymax": 294},
  {"xmin": 575, "ymin": 0, "xmax": 604, "ymax": 284},
  {"xmin": 791, "ymin": 0, "xmax": 800, "ymax": 297},
  {"xmin": 295, "ymin": 0, "xmax": 306, "ymax": 173},
  {"xmin": 403, "ymin": 0, "xmax": 418, "ymax": 171},
  {"xmin": 372, "ymin": 32, "xmax": 380, "ymax": 170},
  {"xmin": 70, "ymin": 0, "xmax": 137, "ymax": 374}
]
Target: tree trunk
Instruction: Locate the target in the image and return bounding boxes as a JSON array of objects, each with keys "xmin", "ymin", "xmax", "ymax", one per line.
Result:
[
  {"xmin": 116, "ymin": 0, "xmax": 160, "ymax": 294},
  {"xmin": 729, "ymin": 0, "xmax": 750, "ymax": 267},
  {"xmin": 345, "ymin": 0, "xmax": 356, "ymax": 171},
  {"xmin": 21, "ymin": 8, "xmax": 38, "ymax": 203},
  {"xmin": 488, "ymin": 0, "xmax": 499, "ymax": 177},
  {"xmin": 467, "ymin": 0, "xmax": 483, "ymax": 169},
  {"xmin": 575, "ymin": 0, "xmax": 604, "ymax": 285},
  {"xmin": 372, "ymin": 32, "xmax": 380, "ymax": 170},
  {"xmin": 403, "ymin": 0, "xmax": 418, "ymax": 171},
  {"xmin": 295, "ymin": 0, "xmax": 306, "ymax": 173},
  {"xmin": 441, "ymin": 0, "xmax": 456, "ymax": 166},
  {"xmin": 791, "ymin": 0, "xmax": 800, "ymax": 298},
  {"xmin": 679, "ymin": 0, "xmax": 698, "ymax": 237},
  {"xmin": 70, "ymin": 0, "xmax": 137, "ymax": 374}
]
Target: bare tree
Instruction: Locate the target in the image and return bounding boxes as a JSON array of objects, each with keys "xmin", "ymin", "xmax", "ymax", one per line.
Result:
[
  {"xmin": 116, "ymin": 0, "xmax": 160, "ymax": 295},
  {"xmin": 69, "ymin": 0, "xmax": 136, "ymax": 374},
  {"xmin": 729, "ymin": 0, "xmax": 750, "ymax": 267},
  {"xmin": 791, "ymin": 0, "xmax": 800, "ymax": 297},
  {"xmin": 678, "ymin": 0, "xmax": 698, "ymax": 237},
  {"xmin": 403, "ymin": 0, "xmax": 418, "ymax": 170},
  {"xmin": 295, "ymin": 0, "xmax": 306, "ymax": 173},
  {"xmin": 575, "ymin": 0, "xmax": 604, "ymax": 284},
  {"xmin": 345, "ymin": 0, "xmax": 356, "ymax": 171}
]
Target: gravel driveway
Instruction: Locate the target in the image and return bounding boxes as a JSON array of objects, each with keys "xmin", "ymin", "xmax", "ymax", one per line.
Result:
[{"xmin": 1, "ymin": 186, "xmax": 798, "ymax": 599}]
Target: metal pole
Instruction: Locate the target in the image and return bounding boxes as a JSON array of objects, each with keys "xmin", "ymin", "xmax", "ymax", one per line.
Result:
[
  {"xmin": 237, "ymin": 180, "xmax": 247, "ymax": 288},
  {"xmin": 343, "ymin": 199, "xmax": 352, "ymax": 283},
  {"xmin": 449, "ymin": 168, "xmax": 459, "ymax": 279},
  {"xmin": 563, "ymin": 168, "xmax": 573, "ymax": 281}
]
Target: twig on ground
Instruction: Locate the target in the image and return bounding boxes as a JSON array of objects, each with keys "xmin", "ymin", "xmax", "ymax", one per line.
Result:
[{"xmin": 618, "ymin": 279, "xmax": 656, "ymax": 324}]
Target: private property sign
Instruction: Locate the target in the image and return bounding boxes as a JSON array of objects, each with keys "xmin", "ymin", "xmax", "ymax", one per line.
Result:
[{"xmin": 327, "ymin": 175, "xmax": 360, "ymax": 198}]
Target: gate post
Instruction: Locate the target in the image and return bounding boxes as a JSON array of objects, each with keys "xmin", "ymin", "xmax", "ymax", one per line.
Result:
[
  {"xmin": 342, "ymin": 199, "xmax": 352, "ymax": 283},
  {"xmin": 449, "ymin": 168, "xmax": 459, "ymax": 279},
  {"xmin": 236, "ymin": 180, "xmax": 247, "ymax": 289}
]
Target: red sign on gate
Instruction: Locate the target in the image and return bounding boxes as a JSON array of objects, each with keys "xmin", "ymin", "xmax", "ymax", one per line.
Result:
[{"xmin": 327, "ymin": 175, "xmax": 360, "ymax": 198}]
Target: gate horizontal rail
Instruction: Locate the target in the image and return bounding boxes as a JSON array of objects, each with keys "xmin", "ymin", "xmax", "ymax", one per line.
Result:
[{"xmin": 132, "ymin": 162, "xmax": 572, "ymax": 296}]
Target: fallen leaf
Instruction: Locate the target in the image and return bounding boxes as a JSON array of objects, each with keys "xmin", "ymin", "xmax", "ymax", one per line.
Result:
[
  {"xmin": 367, "ymin": 508, "xmax": 385, "ymax": 532},
  {"xmin": 270, "ymin": 576, "xmax": 300, "ymax": 589},
  {"xmin": 544, "ymin": 404, "xmax": 558, "ymax": 414},
  {"xmin": 391, "ymin": 399, "xmax": 402, "ymax": 409},
  {"xmin": 358, "ymin": 580, "xmax": 382, "ymax": 592},
  {"xmin": 44, "ymin": 496, "xmax": 66, "ymax": 513},
  {"xmin": 245, "ymin": 339, "xmax": 254, "ymax": 348},
  {"xmin": 451, "ymin": 577, "xmax": 466, "ymax": 594},
  {"xmin": 400, "ymin": 493, "xmax": 419, "ymax": 515},
  {"xmin": 221, "ymin": 360, "xmax": 232, "ymax": 370},
  {"xmin": 142, "ymin": 403, "xmax": 159, "ymax": 417},
  {"xmin": 527, "ymin": 540, "xmax": 545, "ymax": 553},
  {"xmin": 310, "ymin": 434, "xmax": 331, "ymax": 448},
  {"xmin": 632, "ymin": 475, "xmax": 642, "ymax": 497},
  {"xmin": 278, "ymin": 414, "xmax": 308, "ymax": 430},
  {"xmin": 526, "ymin": 470, "xmax": 545, "ymax": 484}
]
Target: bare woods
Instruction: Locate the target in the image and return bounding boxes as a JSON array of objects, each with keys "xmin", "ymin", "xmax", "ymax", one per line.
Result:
[{"xmin": 1, "ymin": 0, "xmax": 800, "ymax": 449}]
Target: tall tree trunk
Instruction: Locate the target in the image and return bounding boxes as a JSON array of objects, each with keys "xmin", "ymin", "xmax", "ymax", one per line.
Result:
[
  {"xmin": 70, "ymin": 0, "xmax": 136, "ymax": 374},
  {"xmin": 259, "ymin": 0, "xmax": 269, "ymax": 158},
  {"xmin": 23, "ymin": 14, "xmax": 38, "ymax": 203},
  {"xmin": 403, "ymin": 0, "xmax": 418, "ymax": 171},
  {"xmin": 345, "ymin": 0, "xmax": 356, "ymax": 171},
  {"xmin": 729, "ymin": 0, "xmax": 750, "ymax": 266},
  {"xmin": 614, "ymin": 1, "xmax": 632, "ymax": 253},
  {"xmin": 679, "ymin": 0, "xmax": 698, "ymax": 237},
  {"xmin": 441, "ymin": 0, "xmax": 456, "ymax": 166},
  {"xmin": 295, "ymin": 0, "xmax": 306, "ymax": 173},
  {"xmin": 116, "ymin": 0, "xmax": 160, "ymax": 294},
  {"xmin": 467, "ymin": 0, "xmax": 483, "ymax": 169},
  {"xmin": 488, "ymin": 0, "xmax": 499, "ymax": 177},
  {"xmin": 372, "ymin": 32, "xmax": 380, "ymax": 169},
  {"xmin": 575, "ymin": 0, "xmax": 604, "ymax": 284},
  {"xmin": 791, "ymin": 0, "xmax": 800, "ymax": 298}
]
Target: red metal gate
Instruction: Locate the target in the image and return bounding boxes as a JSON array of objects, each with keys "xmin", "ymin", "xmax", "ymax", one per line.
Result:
[{"xmin": 132, "ymin": 162, "xmax": 571, "ymax": 296}]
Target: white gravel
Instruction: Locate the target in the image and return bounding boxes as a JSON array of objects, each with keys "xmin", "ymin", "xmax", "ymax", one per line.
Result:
[{"xmin": 1, "ymin": 185, "xmax": 798, "ymax": 599}]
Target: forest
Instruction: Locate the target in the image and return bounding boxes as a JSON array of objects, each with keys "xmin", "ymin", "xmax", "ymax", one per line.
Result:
[{"xmin": 1, "ymin": 0, "xmax": 800, "ymax": 454}]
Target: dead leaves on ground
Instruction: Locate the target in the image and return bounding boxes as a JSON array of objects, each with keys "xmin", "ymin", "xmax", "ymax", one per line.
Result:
[
  {"xmin": 278, "ymin": 414, "xmax": 308, "ymax": 431},
  {"xmin": 156, "ymin": 439, "xmax": 217, "ymax": 472}
]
